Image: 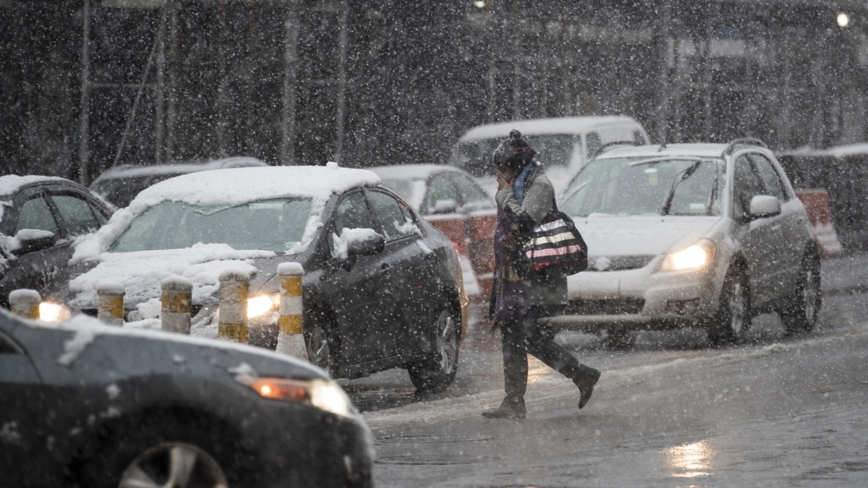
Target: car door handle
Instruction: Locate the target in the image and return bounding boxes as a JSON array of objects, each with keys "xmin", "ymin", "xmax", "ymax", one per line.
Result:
[
  {"xmin": 381, "ymin": 263, "xmax": 391, "ymax": 270},
  {"xmin": 770, "ymin": 224, "xmax": 781, "ymax": 231}
]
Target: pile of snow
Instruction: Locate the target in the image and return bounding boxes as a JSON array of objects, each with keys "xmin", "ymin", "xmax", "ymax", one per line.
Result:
[{"xmin": 68, "ymin": 243, "xmax": 270, "ymax": 316}]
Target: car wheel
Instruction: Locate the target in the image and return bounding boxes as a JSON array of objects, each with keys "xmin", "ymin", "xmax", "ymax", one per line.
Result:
[
  {"xmin": 118, "ymin": 442, "xmax": 228, "ymax": 488},
  {"xmin": 76, "ymin": 416, "xmax": 247, "ymax": 488},
  {"xmin": 408, "ymin": 309, "xmax": 459, "ymax": 393},
  {"xmin": 707, "ymin": 266, "xmax": 750, "ymax": 346},
  {"xmin": 306, "ymin": 324, "xmax": 332, "ymax": 373},
  {"xmin": 601, "ymin": 328, "xmax": 636, "ymax": 350},
  {"xmin": 780, "ymin": 249, "xmax": 821, "ymax": 336}
]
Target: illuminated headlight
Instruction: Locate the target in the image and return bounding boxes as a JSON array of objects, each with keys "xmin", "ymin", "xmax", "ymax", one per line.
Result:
[
  {"xmin": 39, "ymin": 302, "xmax": 72, "ymax": 322},
  {"xmin": 661, "ymin": 239, "xmax": 716, "ymax": 271},
  {"xmin": 250, "ymin": 377, "xmax": 353, "ymax": 417},
  {"xmin": 247, "ymin": 294, "xmax": 279, "ymax": 319}
]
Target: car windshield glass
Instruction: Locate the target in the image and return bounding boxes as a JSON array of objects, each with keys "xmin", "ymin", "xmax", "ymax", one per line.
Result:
[
  {"xmin": 450, "ymin": 134, "xmax": 578, "ymax": 177},
  {"xmin": 109, "ymin": 198, "xmax": 314, "ymax": 253},
  {"xmin": 559, "ymin": 157, "xmax": 724, "ymax": 217}
]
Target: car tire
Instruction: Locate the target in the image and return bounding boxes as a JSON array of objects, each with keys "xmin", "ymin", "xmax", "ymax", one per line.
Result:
[
  {"xmin": 707, "ymin": 265, "xmax": 751, "ymax": 347},
  {"xmin": 601, "ymin": 328, "xmax": 636, "ymax": 350},
  {"xmin": 408, "ymin": 308, "xmax": 459, "ymax": 393},
  {"xmin": 306, "ymin": 324, "xmax": 333, "ymax": 373},
  {"xmin": 780, "ymin": 249, "xmax": 821, "ymax": 336},
  {"xmin": 76, "ymin": 415, "xmax": 247, "ymax": 488}
]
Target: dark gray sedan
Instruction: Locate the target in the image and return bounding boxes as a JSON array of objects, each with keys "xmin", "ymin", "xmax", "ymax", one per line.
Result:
[{"xmin": 0, "ymin": 310, "xmax": 374, "ymax": 487}]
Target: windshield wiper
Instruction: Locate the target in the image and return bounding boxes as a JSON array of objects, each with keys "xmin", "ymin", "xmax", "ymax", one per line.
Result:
[{"xmin": 661, "ymin": 161, "xmax": 703, "ymax": 216}]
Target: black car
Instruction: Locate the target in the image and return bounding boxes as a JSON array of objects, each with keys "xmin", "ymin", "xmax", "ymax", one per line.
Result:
[
  {"xmin": 89, "ymin": 157, "xmax": 269, "ymax": 208},
  {"xmin": 0, "ymin": 310, "xmax": 374, "ymax": 487},
  {"xmin": 50, "ymin": 165, "xmax": 468, "ymax": 391},
  {"xmin": 0, "ymin": 175, "xmax": 115, "ymax": 313}
]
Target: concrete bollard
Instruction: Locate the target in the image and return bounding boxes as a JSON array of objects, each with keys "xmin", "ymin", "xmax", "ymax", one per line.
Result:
[
  {"xmin": 9, "ymin": 289, "xmax": 40, "ymax": 319},
  {"xmin": 96, "ymin": 281, "xmax": 125, "ymax": 326},
  {"xmin": 161, "ymin": 276, "xmax": 193, "ymax": 334},
  {"xmin": 275, "ymin": 263, "xmax": 308, "ymax": 360},
  {"xmin": 218, "ymin": 269, "xmax": 251, "ymax": 343}
]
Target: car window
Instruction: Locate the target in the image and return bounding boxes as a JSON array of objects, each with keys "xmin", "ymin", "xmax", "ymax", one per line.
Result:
[
  {"xmin": 328, "ymin": 191, "xmax": 379, "ymax": 255},
  {"xmin": 50, "ymin": 194, "xmax": 101, "ymax": 236},
  {"xmin": 451, "ymin": 173, "xmax": 489, "ymax": 207},
  {"xmin": 733, "ymin": 155, "xmax": 765, "ymax": 218},
  {"xmin": 749, "ymin": 154, "xmax": 787, "ymax": 201},
  {"xmin": 586, "ymin": 132, "xmax": 602, "ymax": 159},
  {"xmin": 426, "ymin": 174, "xmax": 458, "ymax": 211},
  {"xmin": 367, "ymin": 190, "xmax": 416, "ymax": 240},
  {"xmin": 15, "ymin": 196, "xmax": 58, "ymax": 235}
]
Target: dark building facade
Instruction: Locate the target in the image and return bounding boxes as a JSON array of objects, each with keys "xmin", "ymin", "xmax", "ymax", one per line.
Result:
[{"xmin": 2, "ymin": 0, "xmax": 867, "ymax": 182}]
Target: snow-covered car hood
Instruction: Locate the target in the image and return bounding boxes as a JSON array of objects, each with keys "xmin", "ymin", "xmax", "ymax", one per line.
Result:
[
  {"xmin": 66, "ymin": 244, "xmax": 280, "ymax": 316},
  {"xmin": 574, "ymin": 215, "xmax": 722, "ymax": 258}
]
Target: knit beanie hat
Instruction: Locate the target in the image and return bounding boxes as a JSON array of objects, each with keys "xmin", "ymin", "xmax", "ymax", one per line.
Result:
[{"xmin": 491, "ymin": 129, "xmax": 536, "ymax": 170}]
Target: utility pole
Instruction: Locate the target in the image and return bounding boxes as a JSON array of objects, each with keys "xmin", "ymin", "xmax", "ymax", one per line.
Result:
[
  {"xmin": 78, "ymin": 0, "xmax": 92, "ymax": 184},
  {"xmin": 334, "ymin": 0, "xmax": 348, "ymax": 163},
  {"xmin": 155, "ymin": 4, "xmax": 167, "ymax": 164},
  {"xmin": 281, "ymin": 0, "xmax": 300, "ymax": 166},
  {"xmin": 656, "ymin": 0, "xmax": 671, "ymax": 144}
]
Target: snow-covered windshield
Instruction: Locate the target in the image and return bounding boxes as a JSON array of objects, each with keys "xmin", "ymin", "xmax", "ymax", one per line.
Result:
[
  {"xmin": 451, "ymin": 134, "xmax": 579, "ymax": 177},
  {"xmin": 109, "ymin": 198, "xmax": 314, "ymax": 253},
  {"xmin": 560, "ymin": 157, "xmax": 725, "ymax": 217}
]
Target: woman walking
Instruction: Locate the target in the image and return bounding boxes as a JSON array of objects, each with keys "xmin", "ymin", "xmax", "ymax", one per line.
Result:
[{"xmin": 483, "ymin": 130, "xmax": 601, "ymax": 419}]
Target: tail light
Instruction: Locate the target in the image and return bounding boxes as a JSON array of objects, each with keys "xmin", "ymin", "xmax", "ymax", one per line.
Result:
[{"xmin": 452, "ymin": 242, "xmax": 461, "ymax": 257}]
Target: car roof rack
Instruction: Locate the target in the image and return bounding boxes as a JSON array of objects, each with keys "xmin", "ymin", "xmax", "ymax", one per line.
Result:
[
  {"xmin": 721, "ymin": 138, "xmax": 768, "ymax": 157},
  {"xmin": 589, "ymin": 140, "xmax": 642, "ymax": 161}
]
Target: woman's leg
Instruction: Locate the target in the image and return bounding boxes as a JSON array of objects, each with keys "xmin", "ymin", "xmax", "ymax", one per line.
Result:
[{"xmin": 500, "ymin": 318, "xmax": 529, "ymax": 399}]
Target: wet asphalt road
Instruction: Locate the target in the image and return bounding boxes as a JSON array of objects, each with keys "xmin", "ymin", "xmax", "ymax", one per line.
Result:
[{"xmin": 338, "ymin": 254, "xmax": 868, "ymax": 487}]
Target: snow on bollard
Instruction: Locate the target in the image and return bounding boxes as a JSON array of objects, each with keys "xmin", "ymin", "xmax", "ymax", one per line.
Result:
[
  {"xmin": 161, "ymin": 276, "xmax": 192, "ymax": 334},
  {"xmin": 275, "ymin": 262, "xmax": 308, "ymax": 360},
  {"xmin": 218, "ymin": 268, "xmax": 251, "ymax": 343},
  {"xmin": 9, "ymin": 289, "xmax": 40, "ymax": 319},
  {"xmin": 96, "ymin": 281, "xmax": 125, "ymax": 326}
]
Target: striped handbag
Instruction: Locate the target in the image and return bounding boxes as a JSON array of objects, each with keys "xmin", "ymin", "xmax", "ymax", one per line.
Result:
[{"xmin": 520, "ymin": 210, "xmax": 588, "ymax": 277}]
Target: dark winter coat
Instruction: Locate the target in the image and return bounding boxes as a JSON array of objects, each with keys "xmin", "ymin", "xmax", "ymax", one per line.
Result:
[{"xmin": 492, "ymin": 162, "xmax": 568, "ymax": 317}]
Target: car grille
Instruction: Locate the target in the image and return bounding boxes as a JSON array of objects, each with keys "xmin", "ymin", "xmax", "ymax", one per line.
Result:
[
  {"xmin": 566, "ymin": 298, "xmax": 645, "ymax": 315},
  {"xmin": 589, "ymin": 255, "xmax": 655, "ymax": 271}
]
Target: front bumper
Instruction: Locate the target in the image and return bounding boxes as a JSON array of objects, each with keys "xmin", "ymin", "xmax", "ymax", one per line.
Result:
[
  {"xmin": 550, "ymin": 257, "xmax": 718, "ymax": 333},
  {"xmin": 241, "ymin": 399, "xmax": 375, "ymax": 488}
]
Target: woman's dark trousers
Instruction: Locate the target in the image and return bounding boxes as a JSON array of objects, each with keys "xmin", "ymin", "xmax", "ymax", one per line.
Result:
[{"xmin": 501, "ymin": 305, "xmax": 582, "ymax": 399}]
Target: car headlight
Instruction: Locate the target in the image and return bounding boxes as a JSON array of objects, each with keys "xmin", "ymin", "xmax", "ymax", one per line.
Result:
[
  {"xmin": 247, "ymin": 294, "xmax": 279, "ymax": 319},
  {"xmin": 39, "ymin": 302, "xmax": 72, "ymax": 322},
  {"xmin": 249, "ymin": 377, "xmax": 353, "ymax": 417},
  {"xmin": 661, "ymin": 239, "xmax": 716, "ymax": 271}
]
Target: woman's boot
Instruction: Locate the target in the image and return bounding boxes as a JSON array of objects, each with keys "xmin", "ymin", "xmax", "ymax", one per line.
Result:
[
  {"xmin": 572, "ymin": 365, "xmax": 601, "ymax": 409},
  {"xmin": 482, "ymin": 396, "xmax": 526, "ymax": 419}
]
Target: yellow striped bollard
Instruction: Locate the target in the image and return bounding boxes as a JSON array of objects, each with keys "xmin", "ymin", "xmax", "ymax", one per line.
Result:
[
  {"xmin": 161, "ymin": 277, "xmax": 192, "ymax": 334},
  {"xmin": 275, "ymin": 263, "xmax": 307, "ymax": 360},
  {"xmin": 218, "ymin": 269, "xmax": 251, "ymax": 343},
  {"xmin": 9, "ymin": 289, "xmax": 40, "ymax": 319},
  {"xmin": 96, "ymin": 281, "xmax": 125, "ymax": 326}
]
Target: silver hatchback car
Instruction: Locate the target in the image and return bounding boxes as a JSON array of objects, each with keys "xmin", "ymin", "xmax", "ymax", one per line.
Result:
[{"xmin": 550, "ymin": 139, "xmax": 820, "ymax": 347}]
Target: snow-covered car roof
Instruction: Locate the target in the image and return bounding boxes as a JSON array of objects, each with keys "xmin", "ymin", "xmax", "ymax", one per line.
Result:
[
  {"xmin": 71, "ymin": 165, "xmax": 381, "ymax": 264},
  {"xmin": 367, "ymin": 164, "xmax": 467, "ymax": 181},
  {"xmin": 594, "ymin": 143, "xmax": 734, "ymax": 160},
  {"xmin": 91, "ymin": 156, "xmax": 268, "ymax": 181},
  {"xmin": 0, "ymin": 175, "xmax": 68, "ymax": 198},
  {"xmin": 459, "ymin": 116, "xmax": 642, "ymax": 141}
]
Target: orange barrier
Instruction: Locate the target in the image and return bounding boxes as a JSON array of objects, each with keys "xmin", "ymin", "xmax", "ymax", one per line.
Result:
[{"xmin": 795, "ymin": 189, "xmax": 843, "ymax": 258}]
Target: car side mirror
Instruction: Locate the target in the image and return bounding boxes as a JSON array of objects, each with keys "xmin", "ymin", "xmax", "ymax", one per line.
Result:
[
  {"xmin": 749, "ymin": 195, "xmax": 781, "ymax": 220},
  {"xmin": 12, "ymin": 229, "xmax": 57, "ymax": 256},
  {"xmin": 333, "ymin": 228, "xmax": 385, "ymax": 260},
  {"xmin": 430, "ymin": 199, "xmax": 458, "ymax": 214}
]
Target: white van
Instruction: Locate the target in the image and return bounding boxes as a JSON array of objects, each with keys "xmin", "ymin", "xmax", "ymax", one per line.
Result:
[{"xmin": 449, "ymin": 116, "xmax": 650, "ymax": 194}]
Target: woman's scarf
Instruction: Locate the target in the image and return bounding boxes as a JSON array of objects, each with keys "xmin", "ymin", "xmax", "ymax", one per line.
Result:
[{"xmin": 512, "ymin": 161, "xmax": 535, "ymax": 205}]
